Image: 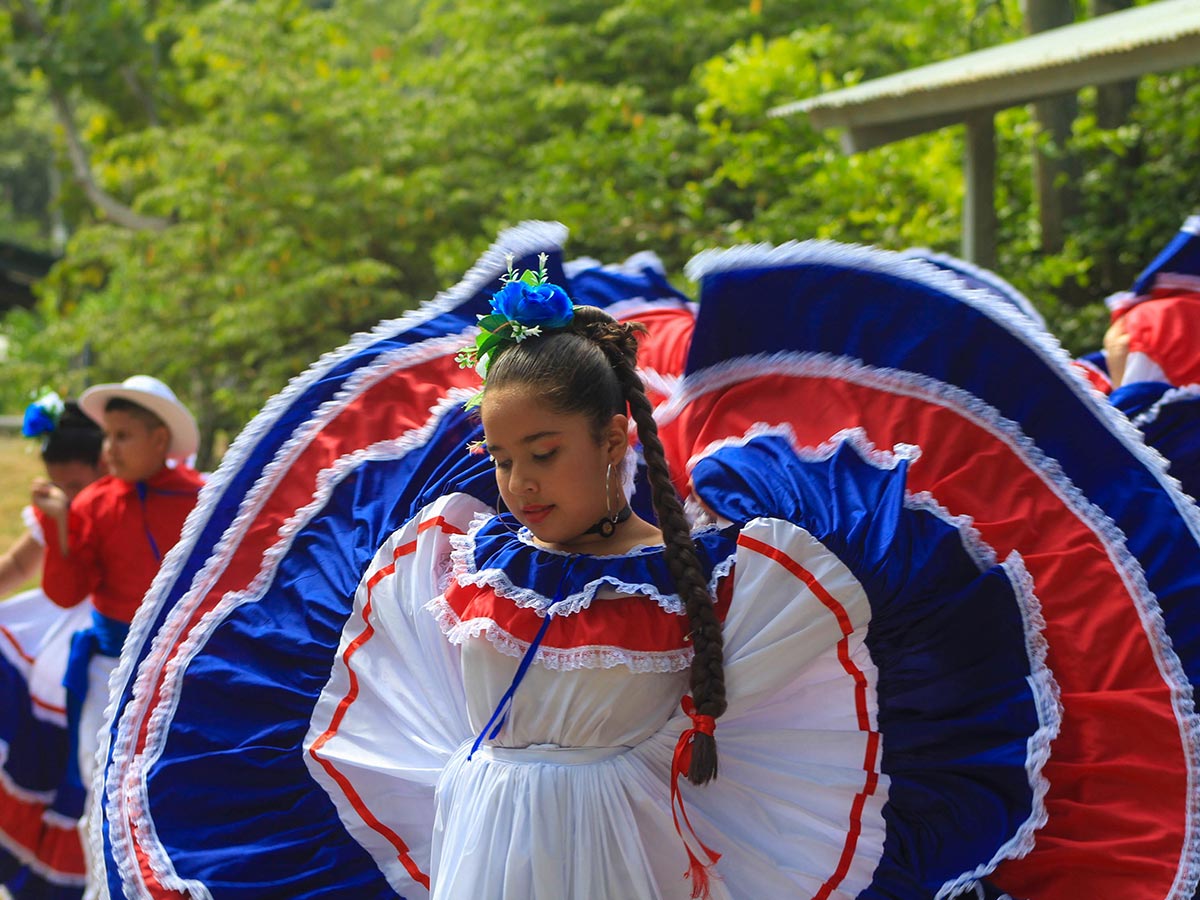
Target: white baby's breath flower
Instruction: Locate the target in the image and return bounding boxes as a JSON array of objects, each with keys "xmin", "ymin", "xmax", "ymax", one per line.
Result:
[
  {"xmin": 36, "ymin": 390, "xmax": 65, "ymax": 417},
  {"xmin": 511, "ymin": 324, "xmax": 542, "ymax": 343}
]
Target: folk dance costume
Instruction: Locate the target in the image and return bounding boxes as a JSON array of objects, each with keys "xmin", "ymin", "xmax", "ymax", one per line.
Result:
[
  {"xmin": 0, "ymin": 381, "xmax": 201, "ymax": 900},
  {"xmin": 1104, "ymin": 215, "xmax": 1200, "ymax": 503},
  {"xmin": 40, "ymin": 466, "xmax": 204, "ymax": 790},
  {"xmin": 903, "ymin": 248, "xmax": 1120, "ymax": 399},
  {"xmin": 1110, "ymin": 384, "xmax": 1200, "ymax": 502},
  {"xmin": 1107, "ymin": 215, "xmax": 1200, "ymax": 388},
  {"xmin": 900, "ymin": 247, "xmax": 1048, "ymax": 331},
  {"xmin": 0, "ymin": 517, "xmax": 93, "ymax": 899},
  {"xmin": 0, "ymin": 470, "xmax": 202, "ymax": 900},
  {"xmin": 98, "ymin": 223, "xmax": 1200, "ymax": 900}
]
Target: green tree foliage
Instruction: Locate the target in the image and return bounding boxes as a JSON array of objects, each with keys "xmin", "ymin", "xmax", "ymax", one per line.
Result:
[
  {"xmin": 0, "ymin": 99, "xmax": 57, "ymax": 250},
  {"xmin": 1, "ymin": 0, "xmax": 1197, "ymax": 464}
]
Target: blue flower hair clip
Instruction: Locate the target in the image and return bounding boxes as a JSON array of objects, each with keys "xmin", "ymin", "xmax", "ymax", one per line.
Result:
[
  {"xmin": 457, "ymin": 252, "xmax": 575, "ymax": 408},
  {"xmin": 21, "ymin": 390, "xmax": 65, "ymax": 439}
]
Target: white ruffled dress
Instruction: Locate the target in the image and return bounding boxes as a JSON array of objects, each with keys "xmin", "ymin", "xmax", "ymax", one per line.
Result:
[{"xmin": 303, "ymin": 462, "xmax": 1052, "ymax": 900}]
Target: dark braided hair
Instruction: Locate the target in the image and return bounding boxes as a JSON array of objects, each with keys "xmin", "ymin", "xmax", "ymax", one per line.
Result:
[{"xmin": 485, "ymin": 306, "xmax": 727, "ymax": 784}]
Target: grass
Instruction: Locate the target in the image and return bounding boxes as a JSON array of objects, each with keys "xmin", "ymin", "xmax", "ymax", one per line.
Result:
[{"xmin": 0, "ymin": 432, "xmax": 48, "ymax": 594}]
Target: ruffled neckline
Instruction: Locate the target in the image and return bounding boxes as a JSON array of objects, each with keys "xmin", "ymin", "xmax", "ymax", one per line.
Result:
[{"xmin": 450, "ymin": 514, "xmax": 739, "ymax": 618}]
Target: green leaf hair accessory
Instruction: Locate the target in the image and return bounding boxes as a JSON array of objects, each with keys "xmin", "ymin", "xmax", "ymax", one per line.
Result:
[
  {"xmin": 21, "ymin": 390, "xmax": 65, "ymax": 439},
  {"xmin": 457, "ymin": 252, "xmax": 576, "ymax": 407}
]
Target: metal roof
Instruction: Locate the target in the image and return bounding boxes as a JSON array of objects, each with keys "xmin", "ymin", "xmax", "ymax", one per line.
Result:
[{"xmin": 769, "ymin": 0, "xmax": 1200, "ymax": 152}]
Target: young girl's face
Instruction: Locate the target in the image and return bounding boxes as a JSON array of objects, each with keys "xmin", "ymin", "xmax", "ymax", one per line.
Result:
[
  {"xmin": 481, "ymin": 387, "xmax": 627, "ymax": 552},
  {"xmin": 44, "ymin": 459, "xmax": 105, "ymax": 501}
]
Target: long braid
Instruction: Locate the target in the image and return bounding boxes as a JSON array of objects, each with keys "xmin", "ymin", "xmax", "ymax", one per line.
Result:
[
  {"xmin": 585, "ymin": 316, "xmax": 727, "ymax": 785},
  {"xmin": 487, "ymin": 305, "xmax": 728, "ymax": 784}
]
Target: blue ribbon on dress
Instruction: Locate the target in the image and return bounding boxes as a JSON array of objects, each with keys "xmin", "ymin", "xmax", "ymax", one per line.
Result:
[
  {"xmin": 62, "ymin": 610, "xmax": 130, "ymax": 790},
  {"xmin": 468, "ymin": 555, "xmax": 576, "ymax": 759},
  {"xmin": 135, "ymin": 477, "xmax": 201, "ymax": 562}
]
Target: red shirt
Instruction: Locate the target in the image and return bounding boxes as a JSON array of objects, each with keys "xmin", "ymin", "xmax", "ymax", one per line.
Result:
[
  {"xmin": 40, "ymin": 465, "xmax": 203, "ymax": 623},
  {"xmin": 1122, "ymin": 290, "xmax": 1200, "ymax": 386}
]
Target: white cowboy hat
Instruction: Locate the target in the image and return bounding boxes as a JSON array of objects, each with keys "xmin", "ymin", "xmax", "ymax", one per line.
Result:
[{"xmin": 79, "ymin": 374, "xmax": 200, "ymax": 462}]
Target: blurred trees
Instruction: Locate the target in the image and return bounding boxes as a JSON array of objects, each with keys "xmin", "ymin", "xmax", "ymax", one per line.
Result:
[{"xmin": 0, "ymin": 0, "xmax": 1197, "ymax": 466}]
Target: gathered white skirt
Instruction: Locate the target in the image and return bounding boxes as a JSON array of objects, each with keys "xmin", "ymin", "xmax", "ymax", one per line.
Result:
[{"xmin": 430, "ymin": 739, "xmax": 722, "ymax": 900}]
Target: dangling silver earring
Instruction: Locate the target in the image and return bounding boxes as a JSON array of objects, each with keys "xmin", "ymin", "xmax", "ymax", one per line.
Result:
[{"xmin": 593, "ymin": 463, "xmax": 618, "ymax": 538}]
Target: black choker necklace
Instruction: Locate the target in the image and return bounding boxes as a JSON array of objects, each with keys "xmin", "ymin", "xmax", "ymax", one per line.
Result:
[{"xmin": 584, "ymin": 504, "xmax": 632, "ymax": 538}]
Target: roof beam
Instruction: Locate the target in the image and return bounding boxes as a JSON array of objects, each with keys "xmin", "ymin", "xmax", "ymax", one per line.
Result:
[
  {"xmin": 767, "ymin": 0, "xmax": 1200, "ymax": 266},
  {"xmin": 770, "ymin": 0, "xmax": 1200, "ymax": 146}
]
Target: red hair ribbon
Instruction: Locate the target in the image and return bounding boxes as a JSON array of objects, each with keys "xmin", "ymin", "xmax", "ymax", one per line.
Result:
[{"xmin": 671, "ymin": 695, "xmax": 723, "ymax": 899}]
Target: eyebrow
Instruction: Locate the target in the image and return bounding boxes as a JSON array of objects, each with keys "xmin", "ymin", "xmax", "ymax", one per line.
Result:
[{"xmin": 485, "ymin": 430, "xmax": 562, "ymax": 453}]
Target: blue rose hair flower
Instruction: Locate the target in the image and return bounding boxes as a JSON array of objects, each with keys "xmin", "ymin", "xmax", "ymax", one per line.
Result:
[
  {"xmin": 22, "ymin": 390, "xmax": 65, "ymax": 438},
  {"xmin": 489, "ymin": 279, "xmax": 574, "ymax": 330},
  {"xmin": 456, "ymin": 253, "xmax": 577, "ymax": 409}
]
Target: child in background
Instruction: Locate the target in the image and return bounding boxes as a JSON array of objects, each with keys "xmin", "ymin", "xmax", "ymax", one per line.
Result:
[
  {"xmin": 0, "ymin": 395, "xmax": 106, "ymax": 598},
  {"xmin": 31, "ymin": 374, "xmax": 202, "ymax": 896},
  {"xmin": 1101, "ymin": 215, "xmax": 1200, "ymax": 500},
  {"xmin": 33, "ymin": 375, "xmax": 202, "ymax": 782},
  {"xmin": 1103, "ymin": 213, "xmax": 1200, "ymax": 390},
  {"xmin": 0, "ymin": 393, "xmax": 105, "ymax": 899}
]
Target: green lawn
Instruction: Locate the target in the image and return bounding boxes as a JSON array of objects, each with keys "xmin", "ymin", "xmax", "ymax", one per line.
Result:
[{"xmin": 1, "ymin": 432, "xmax": 48, "ymax": 593}]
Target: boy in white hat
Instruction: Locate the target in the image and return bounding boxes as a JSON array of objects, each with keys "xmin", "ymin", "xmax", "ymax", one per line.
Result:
[{"xmin": 30, "ymin": 375, "xmax": 202, "ymax": 796}]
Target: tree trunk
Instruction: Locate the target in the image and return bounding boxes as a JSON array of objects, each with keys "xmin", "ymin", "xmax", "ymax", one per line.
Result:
[
  {"xmin": 10, "ymin": 0, "xmax": 170, "ymax": 232},
  {"xmin": 1093, "ymin": 0, "xmax": 1138, "ymax": 129},
  {"xmin": 1090, "ymin": 0, "xmax": 1142, "ymax": 294},
  {"xmin": 1024, "ymin": 0, "xmax": 1080, "ymax": 255}
]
